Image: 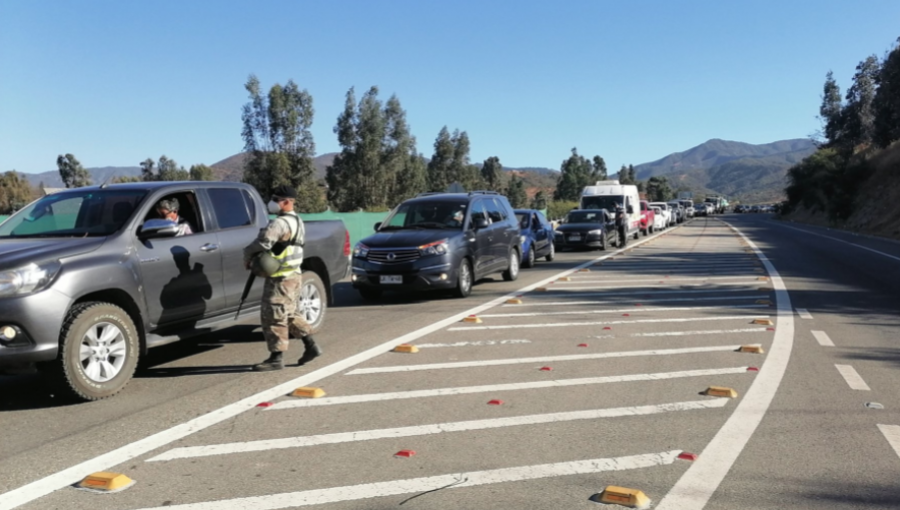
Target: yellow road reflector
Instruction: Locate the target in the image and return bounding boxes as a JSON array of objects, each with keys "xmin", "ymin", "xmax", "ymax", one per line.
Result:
[
  {"xmin": 77, "ymin": 472, "xmax": 134, "ymax": 492},
  {"xmin": 755, "ymin": 299, "xmax": 772, "ymax": 305},
  {"xmin": 752, "ymin": 319, "xmax": 774, "ymax": 325},
  {"xmin": 392, "ymin": 344, "xmax": 419, "ymax": 353},
  {"xmin": 579, "ymin": 268, "xmax": 591, "ymax": 273},
  {"xmin": 291, "ymin": 387, "xmax": 325, "ymax": 398},
  {"xmin": 535, "ymin": 287, "xmax": 548, "ymax": 292},
  {"xmin": 739, "ymin": 345, "xmax": 765, "ymax": 354},
  {"xmin": 558, "ymin": 277, "xmax": 572, "ymax": 282},
  {"xmin": 590, "ymin": 486, "xmax": 651, "ymax": 508},
  {"xmin": 505, "ymin": 298, "xmax": 523, "ymax": 305},
  {"xmin": 462, "ymin": 315, "xmax": 482, "ymax": 323},
  {"xmin": 704, "ymin": 386, "xmax": 738, "ymax": 398},
  {"xmin": 757, "ymin": 276, "xmax": 769, "ymax": 281}
]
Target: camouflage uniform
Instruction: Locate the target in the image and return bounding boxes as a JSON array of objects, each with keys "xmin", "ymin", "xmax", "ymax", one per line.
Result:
[{"xmin": 243, "ymin": 212, "xmax": 311, "ymax": 353}]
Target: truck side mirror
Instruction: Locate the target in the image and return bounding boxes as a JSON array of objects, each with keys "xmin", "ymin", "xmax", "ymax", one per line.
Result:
[
  {"xmin": 139, "ymin": 219, "xmax": 179, "ymax": 239},
  {"xmin": 627, "ymin": 206, "xmax": 634, "ymax": 214}
]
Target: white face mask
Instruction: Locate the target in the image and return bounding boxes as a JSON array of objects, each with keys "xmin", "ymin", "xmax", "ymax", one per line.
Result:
[{"xmin": 267, "ymin": 200, "xmax": 282, "ymax": 214}]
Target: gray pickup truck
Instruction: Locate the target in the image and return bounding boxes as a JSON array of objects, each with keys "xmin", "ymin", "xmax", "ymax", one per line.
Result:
[{"xmin": 0, "ymin": 181, "xmax": 350, "ymax": 400}]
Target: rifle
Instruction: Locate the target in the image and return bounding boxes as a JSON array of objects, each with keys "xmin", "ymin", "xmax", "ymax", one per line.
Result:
[{"xmin": 235, "ymin": 271, "xmax": 256, "ymax": 321}]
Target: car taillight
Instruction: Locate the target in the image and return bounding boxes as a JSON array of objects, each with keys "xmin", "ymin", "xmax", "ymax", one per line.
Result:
[{"xmin": 343, "ymin": 231, "xmax": 351, "ymax": 257}]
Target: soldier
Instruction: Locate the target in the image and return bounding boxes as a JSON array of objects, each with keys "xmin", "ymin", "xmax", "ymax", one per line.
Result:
[{"xmin": 243, "ymin": 185, "xmax": 321, "ymax": 372}]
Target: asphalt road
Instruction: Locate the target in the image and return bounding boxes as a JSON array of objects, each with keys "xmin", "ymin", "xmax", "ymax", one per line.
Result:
[{"xmin": 1, "ymin": 214, "xmax": 899, "ymax": 509}]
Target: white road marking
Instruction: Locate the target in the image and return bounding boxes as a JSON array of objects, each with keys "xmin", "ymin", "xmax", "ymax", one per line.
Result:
[
  {"xmin": 631, "ymin": 328, "xmax": 768, "ymax": 337},
  {"xmin": 811, "ymin": 330, "xmax": 835, "ymax": 347},
  {"xmin": 776, "ymin": 222, "xmax": 900, "ymax": 263},
  {"xmin": 135, "ymin": 451, "xmax": 682, "ymax": 510},
  {"xmin": 269, "ymin": 367, "xmax": 750, "ymax": 410},
  {"xmin": 448, "ymin": 315, "xmax": 769, "ymax": 331},
  {"xmin": 523, "ymin": 288, "xmax": 766, "ymax": 299},
  {"xmin": 0, "ymin": 224, "xmax": 681, "ymax": 510},
  {"xmin": 541, "ymin": 282, "xmax": 760, "ymax": 291},
  {"xmin": 503, "ymin": 294, "xmax": 770, "ymax": 307},
  {"xmin": 556, "ymin": 276, "xmax": 760, "ymax": 285},
  {"xmin": 415, "ymin": 339, "xmax": 532, "ymax": 348},
  {"xmin": 149, "ymin": 400, "xmax": 728, "ymax": 462},
  {"xmin": 796, "ymin": 308, "xmax": 813, "ymax": 319},
  {"xmin": 657, "ymin": 219, "xmax": 794, "ymax": 510},
  {"xmin": 347, "ymin": 345, "xmax": 751, "ymax": 374},
  {"xmin": 877, "ymin": 424, "xmax": 900, "ymax": 462},
  {"xmin": 480, "ymin": 304, "xmax": 768, "ymax": 318},
  {"xmin": 835, "ymin": 364, "xmax": 871, "ymax": 391}
]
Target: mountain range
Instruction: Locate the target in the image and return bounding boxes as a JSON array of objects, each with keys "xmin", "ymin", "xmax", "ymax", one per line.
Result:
[{"xmin": 15, "ymin": 138, "xmax": 816, "ymax": 202}]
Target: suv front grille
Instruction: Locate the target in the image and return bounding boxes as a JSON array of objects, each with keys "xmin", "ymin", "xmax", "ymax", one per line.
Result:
[{"xmin": 367, "ymin": 249, "xmax": 421, "ymax": 264}]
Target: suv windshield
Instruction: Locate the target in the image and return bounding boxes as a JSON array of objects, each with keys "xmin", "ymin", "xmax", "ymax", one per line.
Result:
[
  {"xmin": 380, "ymin": 200, "xmax": 469, "ymax": 230},
  {"xmin": 566, "ymin": 210, "xmax": 606, "ymax": 224},
  {"xmin": 581, "ymin": 195, "xmax": 623, "ymax": 211},
  {"xmin": 0, "ymin": 189, "xmax": 148, "ymax": 238}
]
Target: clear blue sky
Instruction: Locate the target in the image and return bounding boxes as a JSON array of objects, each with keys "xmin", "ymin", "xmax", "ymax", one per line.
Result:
[{"xmin": 2, "ymin": 0, "xmax": 898, "ymax": 174}]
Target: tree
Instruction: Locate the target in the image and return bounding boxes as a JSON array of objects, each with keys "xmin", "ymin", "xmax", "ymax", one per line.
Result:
[
  {"xmin": 114, "ymin": 176, "xmax": 143, "ymax": 183},
  {"xmin": 481, "ymin": 156, "xmax": 504, "ymax": 191},
  {"xmin": 506, "ymin": 173, "xmax": 528, "ymax": 208},
  {"xmin": 628, "ymin": 164, "xmax": 636, "ymax": 183},
  {"xmin": 56, "ymin": 154, "xmax": 92, "ymax": 188},
  {"xmin": 0, "ymin": 171, "xmax": 36, "ymax": 213},
  {"xmin": 820, "ymin": 71, "xmax": 844, "ymax": 146},
  {"xmin": 548, "ymin": 200, "xmax": 579, "ymax": 221},
  {"xmin": 874, "ymin": 38, "xmax": 900, "ymax": 147},
  {"xmin": 394, "ymin": 147, "xmax": 428, "ymax": 202},
  {"xmin": 427, "ymin": 126, "xmax": 455, "ymax": 192},
  {"xmin": 140, "ymin": 158, "xmax": 156, "ymax": 182},
  {"xmin": 554, "ymin": 148, "xmax": 595, "ymax": 201},
  {"xmin": 530, "ymin": 190, "xmax": 548, "ymax": 210},
  {"xmin": 842, "ymin": 55, "xmax": 881, "ymax": 151},
  {"xmin": 241, "ymin": 74, "xmax": 324, "ymax": 212},
  {"xmin": 645, "ymin": 176, "xmax": 672, "ymax": 202},
  {"xmin": 190, "ymin": 164, "xmax": 215, "ymax": 181},
  {"xmin": 592, "ymin": 156, "xmax": 607, "ymax": 181},
  {"xmin": 157, "ymin": 155, "xmax": 189, "ymax": 181}
]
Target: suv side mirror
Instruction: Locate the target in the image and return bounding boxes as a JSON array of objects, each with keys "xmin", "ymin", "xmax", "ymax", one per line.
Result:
[
  {"xmin": 374, "ymin": 222, "xmax": 382, "ymax": 231},
  {"xmin": 474, "ymin": 218, "xmax": 490, "ymax": 230},
  {"xmin": 139, "ymin": 219, "xmax": 179, "ymax": 239}
]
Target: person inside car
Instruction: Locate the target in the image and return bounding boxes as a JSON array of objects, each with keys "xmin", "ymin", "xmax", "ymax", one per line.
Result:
[
  {"xmin": 156, "ymin": 198, "xmax": 193, "ymax": 236},
  {"xmin": 445, "ymin": 208, "xmax": 466, "ymax": 228}
]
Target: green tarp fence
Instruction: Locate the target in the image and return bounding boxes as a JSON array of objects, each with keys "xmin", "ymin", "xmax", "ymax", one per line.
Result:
[{"xmin": 297, "ymin": 210, "xmax": 390, "ymax": 248}]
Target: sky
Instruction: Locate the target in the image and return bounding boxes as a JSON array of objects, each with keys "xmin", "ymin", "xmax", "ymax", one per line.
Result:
[{"xmin": 1, "ymin": 0, "xmax": 899, "ymax": 175}]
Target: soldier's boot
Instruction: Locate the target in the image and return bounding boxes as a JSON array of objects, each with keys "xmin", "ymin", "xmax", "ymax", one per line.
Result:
[
  {"xmin": 297, "ymin": 336, "xmax": 322, "ymax": 366},
  {"xmin": 252, "ymin": 351, "xmax": 284, "ymax": 372}
]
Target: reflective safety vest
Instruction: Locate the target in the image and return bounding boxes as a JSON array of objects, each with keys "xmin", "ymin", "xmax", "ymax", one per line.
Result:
[{"xmin": 269, "ymin": 214, "xmax": 304, "ymax": 278}]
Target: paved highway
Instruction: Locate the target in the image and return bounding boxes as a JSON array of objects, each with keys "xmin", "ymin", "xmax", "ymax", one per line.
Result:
[{"xmin": 1, "ymin": 215, "xmax": 899, "ymax": 509}]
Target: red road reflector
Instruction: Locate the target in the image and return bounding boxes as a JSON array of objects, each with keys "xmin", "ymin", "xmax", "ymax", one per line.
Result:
[
  {"xmin": 635, "ymin": 303, "xmax": 643, "ymax": 307},
  {"xmin": 677, "ymin": 452, "xmax": 699, "ymax": 461},
  {"xmin": 578, "ymin": 343, "xmax": 589, "ymax": 347},
  {"xmin": 539, "ymin": 366, "xmax": 552, "ymax": 371},
  {"xmin": 622, "ymin": 313, "xmax": 630, "ymax": 317},
  {"xmin": 603, "ymin": 326, "xmax": 612, "ymax": 330},
  {"xmin": 487, "ymin": 399, "xmax": 504, "ymax": 405},
  {"xmin": 394, "ymin": 450, "xmax": 416, "ymax": 458},
  {"xmin": 766, "ymin": 327, "xmax": 775, "ymax": 331},
  {"xmin": 747, "ymin": 367, "xmax": 760, "ymax": 371},
  {"xmin": 256, "ymin": 402, "xmax": 273, "ymax": 408}
]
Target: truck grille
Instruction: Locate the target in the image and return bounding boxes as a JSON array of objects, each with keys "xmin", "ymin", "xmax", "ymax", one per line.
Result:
[{"xmin": 367, "ymin": 249, "xmax": 421, "ymax": 264}]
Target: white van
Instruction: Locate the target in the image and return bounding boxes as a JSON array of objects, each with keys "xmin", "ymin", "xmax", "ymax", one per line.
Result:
[{"xmin": 580, "ymin": 180, "xmax": 642, "ymax": 241}]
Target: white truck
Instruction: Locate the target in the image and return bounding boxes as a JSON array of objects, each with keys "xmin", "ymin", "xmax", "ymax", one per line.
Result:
[{"xmin": 580, "ymin": 180, "xmax": 642, "ymax": 244}]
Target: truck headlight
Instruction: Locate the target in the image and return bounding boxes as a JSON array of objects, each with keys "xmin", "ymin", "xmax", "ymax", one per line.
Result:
[
  {"xmin": 0, "ymin": 261, "xmax": 61, "ymax": 298},
  {"xmin": 353, "ymin": 243, "xmax": 369, "ymax": 258},
  {"xmin": 419, "ymin": 239, "xmax": 449, "ymax": 256}
]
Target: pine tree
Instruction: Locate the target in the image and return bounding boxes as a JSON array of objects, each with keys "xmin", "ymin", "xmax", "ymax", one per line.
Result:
[
  {"xmin": 427, "ymin": 126, "xmax": 455, "ymax": 191},
  {"xmin": 481, "ymin": 156, "xmax": 504, "ymax": 191},
  {"xmin": 449, "ymin": 129, "xmax": 471, "ymax": 187},
  {"xmin": 874, "ymin": 38, "xmax": 900, "ymax": 148},
  {"xmin": 820, "ymin": 71, "xmax": 844, "ymax": 146},
  {"xmin": 530, "ymin": 190, "xmax": 548, "ymax": 210},
  {"xmin": 393, "ymin": 146, "xmax": 428, "ymax": 202},
  {"xmin": 554, "ymin": 148, "xmax": 593, "ymax": 201},
  {"xmin": 843, "ymin": 56, "xmax": 881, "ymax": 151},
  {"xmin": 56, "ymin": 154, "xmax": 92, "ymax": 188},
  {"xmin": 591, "ymin": 156, "xmax": 607, "ymax": 182},
  {"xmin": 646, "ymin": 176, "xmax": 672, "ymax": 202},
  {"xmin": 617, "ymin": 164, "xmax": 631, "ymax": 184},
  {"xmin": 326, "ymin": 87, "xmax": 358, "ymax": 210},
  {"xmin": 627, "ymin": 164, "xmax": 636, "ymax": 183},
  {"xmin": 506, "ymin": 173, "xmax": 528, "ymax": 208},
  {"xmin": 140, "ymin": 158, "xmax": 156, "ymax": 181}
]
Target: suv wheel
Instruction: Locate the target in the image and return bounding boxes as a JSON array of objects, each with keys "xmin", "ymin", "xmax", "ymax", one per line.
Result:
[
  {"xmin": 53, "ymin": 302, "xmax": 139, "ymax": 401},
  {"xmin": 453, "ymin": 259, "xmax": 473, "ymax": 298},
  {"xmin": 358, "ymin": 287, "xmax": 383, "ymax": 301},
  {"xmin": 545, "ymin": 243, "xmax": 555, "ymax": 262},
  {"xmin": 298, "ymin": 272, "xmax": 326, "ymax": 333},
  {"xmin": 523, "ymin": 246, "xmax": 536, "ymax": 269},
  {"xmin": 502, "ymin": 249, "xmax": 520, "ymax": 281}
]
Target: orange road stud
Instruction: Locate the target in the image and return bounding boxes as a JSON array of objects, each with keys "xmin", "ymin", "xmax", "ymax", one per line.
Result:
[
  {"xmin": 291, "ymin": 387, "xmax": 326, "ymax": 398},
  {"xmin": 590, "ymin": 486, "xmax": 651, "ymax": 508},
  {"xmin": 506, "ymin": 297, "xmax": 523, "ymax": 304},
  {"xmin": 752, "ymin": 319, "xmax": 774, "ymax": 326},
  {"xmin": 739, "ymin": 345, "xmax": 765, "ymax": 354},
  {"xmin": 392, "ymin": 344, "xmax": 419, "ymax": 353},
  {"xmin": 394, "ymin": 450, "xmax": 416, "ymax": 458},
  {"xmin": 579, "ymin": 268, "xmax": 591, "ymax": 273},
  {"xmin": 558, "ymin": 277, "xmax": 572, "ymax": 282},
  {"xmin": 703, "ymin": 386, "xmax": 738, "ymax": 398},
  {"xmin": 757, "ymin": 276, "xmax": 769, "ymax": 281},
  {"xmin": 462, "ymin": 315, "xmax": 482, "ymax": 323},
  {"xmin": 77, "ymin": 472, "xmax": 135, "ymax": 493}
]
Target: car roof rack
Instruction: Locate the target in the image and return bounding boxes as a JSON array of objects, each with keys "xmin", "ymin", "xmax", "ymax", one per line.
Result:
[
  {"xmin": 415, "ymin": 192, "xmax": 445, "ymax": 197},
  {"xmin": 468, "ymin": 190, "xmax": 500, "ymax": 196}
]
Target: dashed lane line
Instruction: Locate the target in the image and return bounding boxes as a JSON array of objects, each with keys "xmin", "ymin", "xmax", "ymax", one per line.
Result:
[
  {"xmin": 416, "ymin": 340, "xmax": 532, "ymax": 348},
  {"xmin": 521, "ymin": 288, "xmax": 769, "ymax": 299},
  {"xmin": 796, "ymin": 308, "xmax": 813, "ymax": 319},
  {"xmin": 811, "ymin": 330, "xmax": 835, "ymax": 347},
  {"xmin": 268, "ymin": 367, "xmax": 752, "ymax": 410},
  {"xmin": 503, "ymin": 295, "xmax": 770, "ymax": 308},
  {"xmin": 480, "ymin": 304, "xmax": 768, "ymax": 318},
  {"xmin": 631, "ymin": 328, "xmax": 768, "ymax": 337},
  {"xmin": 448, "ymin": 315, "xmax": 770, "ymax": 331},
  {"xmin": 835, "ymin": 364, "xmax": 871, "ymax": 391},
  {"xmin": 134, "ymin": 451, "xmax": 683, "ymax": 510},
  {"xmin": 148, "ymin": 399, "xmax": 728, "ymax": 462},
  {"xmin": 877, "ymin": 425, "xmax": 900, "ymax": 462},
  {"xmin": 555, "ymin": 276, "xmax": 761, "ymax": 284}
]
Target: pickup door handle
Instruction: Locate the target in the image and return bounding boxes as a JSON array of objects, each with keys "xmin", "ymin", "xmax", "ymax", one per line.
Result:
[{"xmin": 200, "ymin": 243, "xmax": 219, "ymax": 252}]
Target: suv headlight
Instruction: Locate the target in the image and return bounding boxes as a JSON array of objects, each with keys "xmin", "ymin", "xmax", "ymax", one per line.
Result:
[
  {"xmin": 353, "ymin": 243, "xmax": 369, "ymax": 258},
  {"xmin": 519, "ymin": 235, "xmax": 526, "ymax": 245},
  {"xmin": 419, "ymin": 239, "xmax": 449, "ymax": 256},
  {"xmin": 588, "ymin": 229, "xmax": 604, "ymax": 235},
  {"xmin": 0, "ymin": 261, "xmax": 61, "ymax": 298}
]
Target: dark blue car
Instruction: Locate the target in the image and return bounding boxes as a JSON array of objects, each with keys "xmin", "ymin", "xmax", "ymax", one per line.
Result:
[{"xmin": 514, "ymin": 209, "xmax": 555, "ymax": 268}]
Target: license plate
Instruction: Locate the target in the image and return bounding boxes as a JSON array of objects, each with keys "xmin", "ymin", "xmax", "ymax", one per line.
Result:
[
  {"xmin": 380, "ymin": 275, "xmax": 402, "ymax": 284},
  {"xmin": 568, "ymin": 234, "xmax": 582, "ymax": 241}
]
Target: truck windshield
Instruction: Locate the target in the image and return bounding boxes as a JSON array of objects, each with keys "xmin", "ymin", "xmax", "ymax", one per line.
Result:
[
  {"xmin": 581, "ymin": 195, "xmax": 624, "ymax": 211},
  {"xmin": 380, "ymin": 200, "xmax": 469, "ymax": 230},
  {"xmin": 566, "ymin": 210, "xmax": 606, "ymax": 223},
  {"xmin": 0, "ymin": 189, "xmax": 148, "ymax": 238}
]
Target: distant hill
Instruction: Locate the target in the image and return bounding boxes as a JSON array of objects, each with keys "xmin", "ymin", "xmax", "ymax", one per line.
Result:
[
  {"xmin": 20, "ymin": 166, "xmax": 142, "ymax": 188},
  {"xmin": 210, "ymin": 153, "xmax": 338, "ymax": 182},
  {"xmin": 633, "ymin": 138, "xmax": 816, "ymax": 202}
]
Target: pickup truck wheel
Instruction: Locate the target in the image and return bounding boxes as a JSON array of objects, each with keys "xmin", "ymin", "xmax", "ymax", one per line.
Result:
[
  {"xmin": 523, "ymin": 246, "xmax": 535, "ymax": 269},
  {"xmin": 545, "ymin": 243, "xmax": 555, "ymax": 262},
  {"xmin": 502, "ymin": 249, "xmax": 520, "ymax": 281},
  {"xmin": 299, "ymin": 272, "xmax": 326, "ymax": 333},
  {"xmin": 53, "ymin": 302, "xmax": 139, "ymax": 401},
  {"xmin": 358, "ymin": 287, "xmax": 383, "ymax": 301},
  {"xmin": 453, "ymin": 259, "xmax": 473, "ymax": 298}
]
